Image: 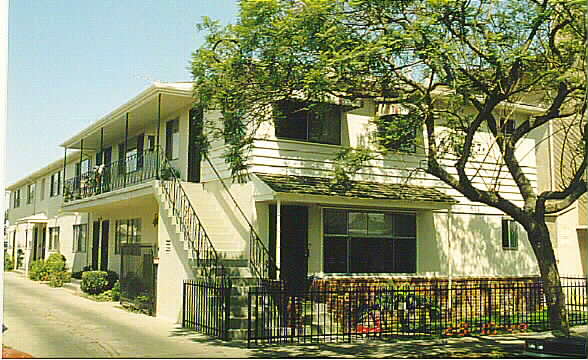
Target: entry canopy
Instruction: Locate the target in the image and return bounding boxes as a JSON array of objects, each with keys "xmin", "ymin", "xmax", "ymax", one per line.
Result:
[
  {"xmin": 16, "ymin": 214, "xmax": 49, "ymax": 224},
  {"xmin": 254, "ymin": 173, "xmax": 456, "ymax": 204}
]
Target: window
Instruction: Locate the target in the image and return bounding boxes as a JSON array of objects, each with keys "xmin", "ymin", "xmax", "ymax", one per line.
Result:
[
  {"xmin": 376, "ymin": 114, "xmax": 418, "ymax": 153},
  {"xmin": 274, "ymin": 100, "xmax": 341, "ymax": 145},
  {"xmin": 48, "ymin": 227, "xmax": 60, "ymax": 251},
  {"xmin": 13, "ymin": 189, "xmax": 21, "ymax": 208},
  {"xmin": 323, "ymin": 209, "xmax": 416, "ymax": 273},
  {"xmin": 502, "ymin": 219, "xmax": 520, "ymax": 250},
  {"xmin": 166, "ymin": 119, "xmax": 180, "ymax": 160},
  {"xmin": 50, "ymin": 171, "xmax": 61, "ymax": 197},
  {"xmin": 114, "ymin": 218, "xmax": 142, "ymax": 254},
  {"xmin": 73, "ymin": 224, "xmax": 88, "ymax": 253},
  {"xmin": 40, "ymin": 179, "xmax": 46, "ymax": 201},
  {"xmin": 503, "ymin": 118, "xmax": 516, "ymax": 135},
  {"xmin": 27, "ymin": 183, "xmax": 35, "ymax": 204}
]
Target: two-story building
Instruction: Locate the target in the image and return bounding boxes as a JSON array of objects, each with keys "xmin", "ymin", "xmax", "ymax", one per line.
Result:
[{"xmin": 5, "ymin": 81, "xmax": 585, "ymax": 327}]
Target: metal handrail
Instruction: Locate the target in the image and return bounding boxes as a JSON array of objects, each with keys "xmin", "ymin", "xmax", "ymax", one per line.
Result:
[
  {"xmin": 158, "ymin": 150, "xmax": 224, "ymax": 279},
  {"xmin": 204, "ymin": 154, "xmax": 278, "ymax": 280}
]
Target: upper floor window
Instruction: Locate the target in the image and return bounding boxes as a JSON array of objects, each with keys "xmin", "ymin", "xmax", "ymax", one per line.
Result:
[
  {"xmin": 50, "ymin": 171, "xmax": 61, "ymax": 197},
  {"xmin": 274, "ymin": 100, "xmax": 341, "ymax": 145},
  {"xmin": 501, "ymin": 219, "xmax": 520, "ymax": 250},
  {"xmin": 166, "ymin": 119, "xmax": 180, "ymax": 160},
  {"xmin": 13, "ymin": 189, "xmax": 21, "ymax": 208},
  {"xmin": 40, "ymin": 178, "xmax": 46, "ymax": 201},
  {"xmin": 376, "ymin": 114, "xmax": 418, "ymax": 153},
  {"xmin": 27, "ymin": 183, "xmax": 35, "ymax": 204}
]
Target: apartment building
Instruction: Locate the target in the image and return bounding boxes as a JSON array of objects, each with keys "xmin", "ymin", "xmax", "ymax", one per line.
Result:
[{"xmin": 5, "ymin": 81, "xmax": 585, "ymax": 325}]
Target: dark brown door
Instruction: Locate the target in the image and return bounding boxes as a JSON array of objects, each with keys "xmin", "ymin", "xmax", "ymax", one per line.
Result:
[
  {"xmin": 100, "ymin": 220, "xmax": 109, "ymax": 271},
  {"xmin": 270, "ymin": 205, "xmax": 309, "ymax": 293},
  {"xmin": 187, "ymin": 108, "xmax": 203, "ymax": 183}
]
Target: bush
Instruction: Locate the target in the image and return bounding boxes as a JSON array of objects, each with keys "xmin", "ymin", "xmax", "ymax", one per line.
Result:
[
  {"xmin": 29, "ymin": 260, "xmax": 50, "ymax": 281},
  {"xmin": 81, "ymin": 271, "xmax": 109, "ymax": 295},
  {"xmin": 72, "ymin": 265, "xmax": 93, "ymax": 279},
  {"xmin": 45, "ymin": 253, "xmax": 66, "ymax": 273},
  {"xmin": 111, "ymin": 280, "xmax": 121, "ymax": 301},
  {"xmin": 4, "ymin": 254, "xmax": 14, "ymax": 271},
  {"xmin": 49, "ymin": 271, "xmax": 71, "ymax": 287},
  {"xmin": 105, "ymin": 271, "xmax": 119, "ymax": 290}
]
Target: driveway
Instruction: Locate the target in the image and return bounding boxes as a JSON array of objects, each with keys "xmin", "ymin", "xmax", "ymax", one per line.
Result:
[{"xmin": 2, "ymin": 271, "xmax": 586, "ymax": 358}]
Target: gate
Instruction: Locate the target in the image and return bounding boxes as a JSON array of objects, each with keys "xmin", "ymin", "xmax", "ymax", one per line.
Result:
[
  {"xmin": 120, "ymin": 244, "xmax": 156, "ymax": 315},
  {"xmin": 183, "ymin": 277, "xmax": 232, "ymax": 340}
]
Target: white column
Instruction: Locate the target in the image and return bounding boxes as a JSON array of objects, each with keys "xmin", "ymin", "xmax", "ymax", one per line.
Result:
[{"xmin": 276, "ymin": 199, "xmax": 281, "ymax": 280}]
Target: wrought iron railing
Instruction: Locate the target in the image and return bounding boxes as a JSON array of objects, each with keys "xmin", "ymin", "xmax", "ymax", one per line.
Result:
[
  {"xmin": 183, "ymin": 278, "xmax": 232, "ymax": 340},
  {"xmin": 159, "ymin": 151, "xmax": 224, "ymax": 279},
  {"xmin": 204, "ymin": 155, "xmax": 278, "ymax": 280},
  {"xmin": 64, "ymin": 149, "xmax": 160, "ymax": 202}
]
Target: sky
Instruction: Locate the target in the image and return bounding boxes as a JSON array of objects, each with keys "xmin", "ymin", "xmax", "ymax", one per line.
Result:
[{"xmin": 6, "ymin": 0, "xmax": 238, "ymax": 186}]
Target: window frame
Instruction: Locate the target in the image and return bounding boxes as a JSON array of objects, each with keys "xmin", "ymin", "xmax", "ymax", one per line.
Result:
[
  {"xmin": 114, "ymin": 218, "xmax": 142, "ymax": 254},
  {"xmin": 50, "ymin": 171, "xmax": 61, "ymax": 197},
  {"xmin": 166, "ymin": 119, "xmax": 180, "ymax": 160},
  {"xmin": 72, "ymin": 224, "xmax": 88, "ymax": 253},
  {"xmin": 40, "ymin": 178, "xmax": 46, "ymax": 201},
  {"xmin": 27, "ymin": 183, "xmax": 35, "ymax": 204},
  {"xmin": 322, "ymin": 208, "xmax": 417, "ymax": 274},
  {"xmin": 48, "ymin": 227, "xmax": 60, "ymax": 251},
  {"xmin": 13, "ymin": 189, "xmax": 21, "ymax": 208},
  {"xmin": 274, "ymin": 101, "xmax": 342, "ymax": 146},
  {"xmin": 502, "ymin": 218, "xmax": 519, "ymax": 250}
]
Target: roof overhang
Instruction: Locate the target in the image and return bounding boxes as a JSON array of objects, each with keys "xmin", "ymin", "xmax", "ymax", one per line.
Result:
[
  {"xmin": 6, "ymin": 151, "xmax": 81, "ymax": 191},
  {"xmin": 60, "ymin": 82, "xmax": 194, "ymax": 150},
  {"xmin": 252, "ymin": 173, "xmax": 456, "ymax": 210}
]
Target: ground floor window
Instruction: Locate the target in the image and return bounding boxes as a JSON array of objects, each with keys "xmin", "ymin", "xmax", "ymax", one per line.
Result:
[
  {"xmin": 48, "ymin": 227, "xmax": 60, "ymax": 251},
  {"xmin": 73, "ymin": 224, "xmax": 88, "ymax": 253},
  {"xmin": 323, "ymin": 209, "xmax": 417, "ymax": 273},
  {"xmin": 114, "ymin": 218, "xmax": 142, "ymax": 254}
]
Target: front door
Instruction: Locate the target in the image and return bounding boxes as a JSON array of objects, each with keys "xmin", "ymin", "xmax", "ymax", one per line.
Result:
[
  {"xmin": 187, "ymin": 108, "xmax": 203, "ymax": 183},
  {"xmin": 270, "ymin": 205, "xmax": 309, "ymax": 293},
  {"xmin": 32, "ymin": 226, "xmax": 38, "ymax": 261},
  {"xmin": 39, "ymin": 225, "xmax": 46, "ymax": 260},
  {"xmin": 92, "ymin": 221, "xmax": 100, "ymax": 269},
  {"xmin": 100, "ymin": 220, "xmax": 110, "ymax": 271}
]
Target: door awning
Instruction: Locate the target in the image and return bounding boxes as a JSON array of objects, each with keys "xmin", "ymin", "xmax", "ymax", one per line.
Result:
[
  {"xmin": 16, "ymin": 214, "xmax": 49, "ymax": 224},
  {"xmin": 253, "ymin": 173, "xmax": 456, "ymax": 204}
]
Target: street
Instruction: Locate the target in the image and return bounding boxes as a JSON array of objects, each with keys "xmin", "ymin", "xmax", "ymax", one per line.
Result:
[{"xmin": 2, "ymin": 271, "xmax": 249, "ymax": 358}]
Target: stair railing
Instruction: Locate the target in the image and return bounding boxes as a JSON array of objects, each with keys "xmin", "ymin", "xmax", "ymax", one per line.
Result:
[
  {"xmin": 158, "ymin": 149, "xmax": 224, "ymax": 279},
  {"xmin": 204, "ymin": 154, "xmax": 278, "ymax": 280}
]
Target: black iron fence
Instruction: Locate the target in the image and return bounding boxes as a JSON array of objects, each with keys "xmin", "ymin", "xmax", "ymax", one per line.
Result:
[
  {"xmin": 183, "ymin": 277, "xmax": 232, "ymax": 340},
  {"xmin": 64, "ymin": 149, "xmax": 160, "ymax": 202},
  {"xmin": 248, "ymin": 277, "xmax": 587, "ymax": 346}
]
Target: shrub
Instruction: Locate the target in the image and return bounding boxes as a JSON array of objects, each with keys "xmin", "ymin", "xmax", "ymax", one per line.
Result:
[
  {"xmin": 72, "ymin": 265, "xmax": 93, "ymax": 279},
  {"xmin": 105, "ymin": 271, "xmax": 119, "ymax": 290},
  {"xmin": 81, "ymin": 271, "xmax": 109, "ymax": 295},
  {"xmin": 49, "ymin": 271, "xmax": 71, "ymax": 287},
  {"xmin": 111, "ymin": 280, "xmax": 121, "ymax": 301},
  {"xmin": 29, "ymin": 260, "xmax": 50, "ymax": 281},
  {"xmin": 4, "ymin": 255, "xmax": 14, "ymax": 271},
  {"xmin": 45, "ymin": 253, "xmax": 66, "ymax": 273}
]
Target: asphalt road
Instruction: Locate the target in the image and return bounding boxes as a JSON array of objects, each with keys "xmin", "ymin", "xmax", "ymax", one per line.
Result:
[{"xmin": 2, "ymin": 271, "xmax": 249, "ymax": 358}]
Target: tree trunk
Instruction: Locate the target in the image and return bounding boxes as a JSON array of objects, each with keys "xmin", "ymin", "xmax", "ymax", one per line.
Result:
[{"xmin": 528, "ymin": 222, "xmax": 570, "ymax": 336}]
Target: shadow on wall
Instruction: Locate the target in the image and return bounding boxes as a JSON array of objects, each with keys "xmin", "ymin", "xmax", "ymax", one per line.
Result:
[
  {"xmin": 434, "ymin": 212, "xmax": 539, "ymax": 277},
  {"xmin": 71, "ymin": 253, "xmax": 88, "ymax": 273}
]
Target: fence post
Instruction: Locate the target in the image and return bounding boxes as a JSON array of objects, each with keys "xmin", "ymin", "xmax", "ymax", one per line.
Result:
[
  {"xmin": 224, "ymin": 277, "xmax": 231, "ymax": 341},
  {"xmin": 182, "ymin": 280, "xmax": 186, "ymax": 327}
]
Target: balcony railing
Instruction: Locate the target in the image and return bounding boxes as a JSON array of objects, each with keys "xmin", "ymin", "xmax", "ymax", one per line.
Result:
[{"xmin": 64, "ymin": 149, "xmax": 161, "ymax": 202}]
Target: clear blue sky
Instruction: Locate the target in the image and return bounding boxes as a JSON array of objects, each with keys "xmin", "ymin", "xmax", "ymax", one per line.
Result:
[{"xmin": 6, "ymin": 0, "xmax": 238, "ymax": 185}]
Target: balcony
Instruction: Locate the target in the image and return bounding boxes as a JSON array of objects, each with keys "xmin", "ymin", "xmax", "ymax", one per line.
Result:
[{"xmin": 63, "ymin": 149, "xmax": 164, "ymax": 203}]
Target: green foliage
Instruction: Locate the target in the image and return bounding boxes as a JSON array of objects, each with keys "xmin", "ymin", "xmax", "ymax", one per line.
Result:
[
  {"xmin": 72, "ymin": 265, "xmax": 93, "ymax": 279},
  {"xmin": 111, "ymin": 280, "xmax": 121, "ymax": 301},
  {"xmin": 81, "ymin": 271, "xmax": 109, "ymax": 295},
  {"xmin": 159, "ymin": 166, "xmax": 180, "ymax": 180},
  {"xmin": 45, "ymin": 253, "xmax": 66, "ymax": 273},
  {"xmin": 4, "ymin": 254, "xmax": 14, "ymax": 271},
  {"xmin": 105, "ymin": 270, "xmax": 119, "ymax": 290},
  {"xmin": 29, "ymin": 260, "xmax": 50, "ymax": 281},
  {"xmin": 331, "ymin": 147, "xmax": 374, "ymax": 190},
  {"xmin": 48, "ymin": 271, "xmax": 71, "ymax": 288}
]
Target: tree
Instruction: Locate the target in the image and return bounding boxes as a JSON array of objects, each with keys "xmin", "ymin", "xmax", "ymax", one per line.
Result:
[{"xmin": 191, "ymin": 0, "xmax": 587, "ymax": 335}]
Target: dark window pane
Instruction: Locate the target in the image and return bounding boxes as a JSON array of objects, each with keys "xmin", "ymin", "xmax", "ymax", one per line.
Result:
[
  {"xmin": 394, "ymin": 214, "xmax": 416, "ymax": 237},
  {"xmin": 348, "ymin": 212, "xmax": 368, "ymax": 235},
  {"xmin": 350, "ymin": 237, "xmax": 394, "ymax": 273},
  {"xmin": 324, "ymin": 237, "xmax": 347, "ymax": 273},
  {"xmin": 324, "ymin": 209, "xmax": 347, "ymax": 235},
  {"xmin": 275, "ymin": 101, "xmax": 308, "ymax": 141},
  {"xmin": 393, "ymin": 239, "xmax": 416, "ymax": 273},
  {"xmin": 368, "ymin": 213, "xmax": 393, "ymax": 236},
  {"xmin": 308, "ymin": 108, "xmax": 341, "ymax": 145}
]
